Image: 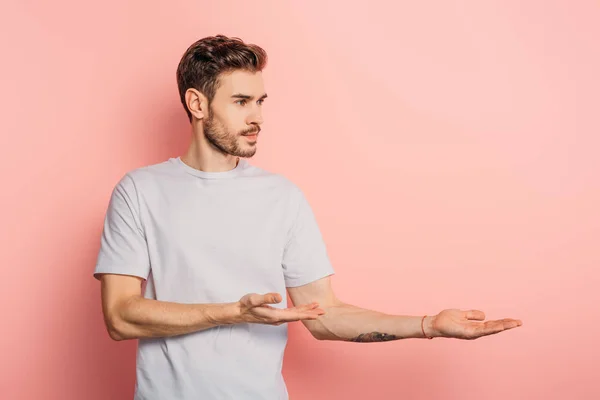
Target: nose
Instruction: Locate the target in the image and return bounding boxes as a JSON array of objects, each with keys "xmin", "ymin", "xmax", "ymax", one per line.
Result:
[{"xmin": 247, "ymin": 108, "xmax": 264, "ymax": 126}]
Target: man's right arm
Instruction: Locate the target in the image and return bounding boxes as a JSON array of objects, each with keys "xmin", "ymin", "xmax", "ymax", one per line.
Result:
[{"xmin": 99, "ymin": 274, "xmax": 324, "ymax": 341}]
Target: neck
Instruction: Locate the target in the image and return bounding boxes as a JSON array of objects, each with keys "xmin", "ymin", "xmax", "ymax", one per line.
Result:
[{"xmin": 181, "ymin": 127, "xmax": 239, "ymax": 173}]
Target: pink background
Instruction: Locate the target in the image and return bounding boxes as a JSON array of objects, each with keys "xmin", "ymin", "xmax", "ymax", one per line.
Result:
[{"xmin": 1, "ymin": 1, "xmax": 598, "ymax": 399}]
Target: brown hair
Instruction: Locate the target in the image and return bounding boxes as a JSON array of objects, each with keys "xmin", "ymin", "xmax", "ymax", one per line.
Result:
[{"xmin": 176, "ymin": 34, "xmax": 268, "ymax": 122}]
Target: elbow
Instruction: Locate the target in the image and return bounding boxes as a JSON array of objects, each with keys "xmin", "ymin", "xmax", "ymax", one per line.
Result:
[
  {"xmin": 103, "ymin": 295, "xmax": 140, "ymax": 341},
  {"xmin": 105, "ymin": 312, "xmax": 135, "ymax": 341},
  {"xmin": 108, "ymin": 328, "xmax": 125, "ymax": 341},
  {"xmin": 106, "ymin": 317, "xmax": 128, "ymax": 341}
]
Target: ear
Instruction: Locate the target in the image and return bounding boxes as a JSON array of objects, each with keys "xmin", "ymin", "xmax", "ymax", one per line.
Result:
[{"xmin": 185, "ymin": 88, "xmax": 208, "ymax": 120}]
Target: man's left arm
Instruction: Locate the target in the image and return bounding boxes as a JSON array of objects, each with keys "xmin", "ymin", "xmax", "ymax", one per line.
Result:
[{"xmin": 287, "ymin": 277, "xmax": 522, "ymax": 342}]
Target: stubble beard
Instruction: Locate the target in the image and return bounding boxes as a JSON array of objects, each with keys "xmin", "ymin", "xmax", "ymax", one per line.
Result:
[{"xmin": 203, "ymin": 113, "xmax": 258, "ymax": 158}]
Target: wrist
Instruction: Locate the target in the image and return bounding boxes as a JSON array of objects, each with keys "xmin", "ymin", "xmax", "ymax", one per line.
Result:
[
  {"xmin": 424, "ymin": 314, "xmax": 442, "ymax": 338},
  {"xmin": 204, "ymin": 302, "xmax": 242, "ymax": 326}
]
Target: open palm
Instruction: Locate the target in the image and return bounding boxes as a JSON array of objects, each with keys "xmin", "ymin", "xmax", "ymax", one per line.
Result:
[
  {"xmin": 432, "ymin": 309, "xmax": 522, "ymax": 340},
  {"xmin": 238, "ymin": 293, "xmax": 325, "ymax": 326}
]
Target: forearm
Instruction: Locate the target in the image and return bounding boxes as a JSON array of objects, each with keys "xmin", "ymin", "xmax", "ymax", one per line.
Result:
[
  {"xmin": 307, "ymin": 301, "xmax": 438, "ymax": 342},
  {"xmin": 108, "ymin": 296, "xmax": 241, "ymax": 341}
]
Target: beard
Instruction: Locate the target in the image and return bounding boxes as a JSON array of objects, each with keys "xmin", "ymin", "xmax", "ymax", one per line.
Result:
[{"xmin": 203, "ymin": 111, "xmax": 259, "ymax": 158}]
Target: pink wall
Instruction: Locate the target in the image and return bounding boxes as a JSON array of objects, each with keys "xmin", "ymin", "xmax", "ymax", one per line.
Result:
[{"xmin": 2, "ymin": 1, "xmax": 598, "ymax": 399}]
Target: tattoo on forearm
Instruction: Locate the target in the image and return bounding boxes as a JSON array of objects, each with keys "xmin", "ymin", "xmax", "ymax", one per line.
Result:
[{"xmin": 348, "ymin": 332, "xmax": 399, "ymax": 342}]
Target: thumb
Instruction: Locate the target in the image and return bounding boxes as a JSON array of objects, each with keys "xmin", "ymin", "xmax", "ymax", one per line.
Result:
[
  {"xmin": 261, "ymin": 293, "xmax": 282, "ymax": 305},
  {"xmin": 244, "ymin": 292, "xmax": 282, "ymax": 307}
]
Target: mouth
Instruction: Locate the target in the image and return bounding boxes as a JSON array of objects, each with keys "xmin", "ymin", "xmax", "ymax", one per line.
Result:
[{"xmin": 242, "ymin": 131, "xmax": 259, "ymax": 141}]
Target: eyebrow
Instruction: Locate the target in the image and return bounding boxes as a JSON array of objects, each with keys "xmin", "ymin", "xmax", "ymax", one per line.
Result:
[{"xmin": 231, "ymin": 93, "xmax": 268, "ymax": 100}]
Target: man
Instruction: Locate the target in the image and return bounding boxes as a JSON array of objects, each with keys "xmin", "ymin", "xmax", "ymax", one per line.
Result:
[{"xmin": 94, "ymin": 35, "xmax": 522, "ymax": 399}]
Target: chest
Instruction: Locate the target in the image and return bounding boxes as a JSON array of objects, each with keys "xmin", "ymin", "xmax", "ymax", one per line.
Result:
[{"xmin": 141, "ymin": 182, "xmax": 294, "ymax": 268}]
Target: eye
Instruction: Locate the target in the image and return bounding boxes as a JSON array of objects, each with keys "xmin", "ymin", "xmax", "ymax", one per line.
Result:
[
  {"xmin": 257, "ymin": 99, "xmax": 265, "ymax": 106},
  {"xmin": 235, "ymin": 99, "xmax": 247, "ymax": 106}
]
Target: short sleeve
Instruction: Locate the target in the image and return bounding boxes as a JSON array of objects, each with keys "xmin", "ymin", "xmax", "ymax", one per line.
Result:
[
  {"xmin": 282, "ymin": 187, "xmax": 335, "ymax": 287},
  {"xmin": 93, "ymin": 174, "xmax": 151, "ymax": 281}
]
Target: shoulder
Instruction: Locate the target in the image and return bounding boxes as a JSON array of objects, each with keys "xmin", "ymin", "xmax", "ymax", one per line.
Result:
[
  {"xmin": 105, "ymin": 159, "xmax": 177, "ymax": 203},
  {"xmin": 114, "ymin": 158, "xmax": 182, "ymax": 189},
  {"xmin": 125, "ymin": 158, "xmax": 179, "ymax": 182},
  {"xmin": 241, "ymin": 161, "xmax": 304, "ymax": 195}
]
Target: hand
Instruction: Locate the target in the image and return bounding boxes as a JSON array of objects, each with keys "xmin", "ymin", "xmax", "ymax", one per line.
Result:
[
  {"xmin": 428, "ymin": 309, "xmax": 522, "ymax": 340},
  {"xmin": 235, "ymin": 293, "xmax": 325, "ymax": 326}
]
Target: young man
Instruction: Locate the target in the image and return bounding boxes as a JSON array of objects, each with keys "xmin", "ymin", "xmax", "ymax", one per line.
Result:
[{"xmin": 94, "ymin": 35, "xmax": 522, "ymax": 399}]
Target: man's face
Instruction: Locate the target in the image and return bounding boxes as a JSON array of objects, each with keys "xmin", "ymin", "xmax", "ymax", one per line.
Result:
[{"xmin": 202, "ymin": 70, "xmax": 266, "ymax": 158}]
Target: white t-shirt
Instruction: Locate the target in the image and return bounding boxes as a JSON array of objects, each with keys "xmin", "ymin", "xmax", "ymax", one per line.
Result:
[{"xmin": 94, "ymin": 157, "xmax": 335, "ymax": 400}]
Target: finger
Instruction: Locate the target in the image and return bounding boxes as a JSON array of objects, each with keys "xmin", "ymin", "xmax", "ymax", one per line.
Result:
[
  {"xmin": 476, "ymin": 319, "xmax": 522, "ymax": 337},
  {"xmin": 289, "ymin": 308, "xmax": 326, "ymax": 320},
  {"xmin": 271, "ymin": 308, "xmax": 325, "ymax": 323},
  {"xmin": 248, "ymin": 293, "xmax": 282, "ymax": 307},
  {"xmin": 487, "ymin": 318, "xmax": 522, "ymax": 331},
  {"xmin": 305, "ymin": 307, "xmax": 325, "ymax": 316},
  {"xmin": 287, "ymin": 302, "xmax": 320, "ymax": 312},
  {"xmin": 284, "ymin": 305, "xmax": 324, "ymax": 316},
  {"xmin": 465, "ymin": 310, "xmax": 486, "ymax": 321},
  {"xmin": 258, "ymin": 304, "xmax": 317, "ymax": 312},
  {"xmin": 262, "ymin": 293, "xmax": 283, "ymax": 305},
  {"xmin": 251, "ymin": 304, "xmax": 325, "ymax": 323},
  {"xmin": 500, "ymin": 318, "xmax": 523, "ymax": 328}
]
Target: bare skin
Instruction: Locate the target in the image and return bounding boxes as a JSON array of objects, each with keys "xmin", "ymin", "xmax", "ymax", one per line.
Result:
[
  {"xmin": 99, "ymin": 69, "xmax": 523, "ymax": 343},
  {"xmin": 100, "ymin": 274, "xmax": 324, "ymax": 341},
  {"xmin": 180, "ymin": 69, "xmax": 267, "ymax": 173},
  {"xmin": 288, "ymin": 276, "xmax": 522, "ymax": 342}
]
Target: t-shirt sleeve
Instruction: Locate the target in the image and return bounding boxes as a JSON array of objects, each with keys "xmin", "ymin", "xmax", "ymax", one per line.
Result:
[
  {"xmin": 93, "ymin": 174, "xmax": 151, "ymax": 281},
  {"xmin": 282, "ymin": 187, "xmax": 335, "ymax": 287}
]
